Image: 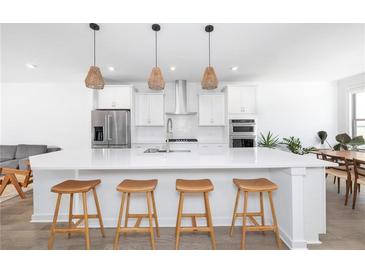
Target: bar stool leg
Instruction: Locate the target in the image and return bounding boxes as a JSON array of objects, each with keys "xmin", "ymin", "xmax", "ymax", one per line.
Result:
[
  {"xmin": 241, "ymin": 191, "xmax": 248, "ymax": 250},
  {"xmin": 203, "ymin": 192, "xmax": 216, "ymax": 250},
  {"xmin": 114, "ymin": 192, "xmax": 126, "ymax": 250},
  {"xmin": 151, "ymin": 191, "xmax": 160, "ymax": 238},
  {"xmin": 229, "ymin": 189, "xmax": 240, "ymax": 236},
  {"xmin": 146, "ymin": 191, "xmax": 156, "ymax": 249},
  {"xmin": 259, "ymin": 192, "xmax": 265, "ymax": 235},
  {"xmin": 82, "ymin": 192, "xmax": 90, "ymax": 250},
  {"xmin": 123, "ymin": 193, "xmax": 131, "ymax": 238},
  {"xmin": 92, "ymin": 188, "xmax": 105, "ymax": 237},
  {"xmin": 175, "ymin": 192, "xmax": 184, "ymax": 250},
  {"xmin": 68, "ymin": 193, "xmax": 73, "ymax": 239},
  {"xmin": 48, "ymin": 193, "xmax": 62, "ymax": 249},
  {"xmin": 175, "ymin": 192, "xmax": 183, "ymax": 237},
  {"xmin": 268, "ymin": 191, "xmax": 281, "ymax": 249}
]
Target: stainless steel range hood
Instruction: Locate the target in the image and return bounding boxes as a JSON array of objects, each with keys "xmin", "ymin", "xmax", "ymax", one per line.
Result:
[{"xmin": 166, "ymin": 80, "xmax": 196, "ymax": 115}]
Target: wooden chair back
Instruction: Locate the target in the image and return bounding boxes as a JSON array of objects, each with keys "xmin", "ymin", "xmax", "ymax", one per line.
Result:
[
  {"xmin": 322, "ymin": 154, "xmax": 352, "ymax": 178},
  {"xmin": 353, "ymin": 158, "xmax": 365, "ymax": 180}
]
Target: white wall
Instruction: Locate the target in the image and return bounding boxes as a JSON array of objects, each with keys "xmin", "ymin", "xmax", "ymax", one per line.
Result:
[
  {"xmin": 0, "ymin": 81, "xmax": 338, "ymax": 149},
  {"xmin": 256, "ymin": 82, "xmax": 338, "ymax": 147},
  {"xmin": 0, "ymin": 83, "xmax": 92, "ymax": 150},
  {"xmin": 337, "ymin": 73, "xmax": 365, "ymax": 135}
]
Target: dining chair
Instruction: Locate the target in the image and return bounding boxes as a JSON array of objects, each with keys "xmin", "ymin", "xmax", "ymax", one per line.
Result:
[
  {"xmin": 352, "ymin": 158, "xmax": 365, "ymax": 209},
  {"xmin": 323, "ymin": 154, "xmax": 353, "ymax": 205}
]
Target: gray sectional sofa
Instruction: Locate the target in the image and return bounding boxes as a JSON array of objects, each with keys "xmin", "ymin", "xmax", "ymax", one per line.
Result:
[{"xmin": 0, "ymin": 144, "xmax": 61, "ymax": 169}]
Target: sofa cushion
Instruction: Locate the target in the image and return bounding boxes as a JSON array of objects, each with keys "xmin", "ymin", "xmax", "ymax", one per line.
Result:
[
  {"xmin": 46, "ymin": 147, "xmax": 61, "ymax": 153},
  {"xmin": 15, "ymin": 144, "xmax": 47, "ymax": 159},
  {"xmin": 0, "ymin": 145, "xmax": 17, "ymax": 161},
  {"xmin": 0, "ymin": 159, "xmax": 19, "ymax": 169},
  {"xmin": 18, "ymin": 158, "xmax": 30, "ymax": 170}
]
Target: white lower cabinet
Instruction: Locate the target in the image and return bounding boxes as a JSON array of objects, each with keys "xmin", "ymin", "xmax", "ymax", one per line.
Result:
[
  {"xmin": 135, "ymin": 93, "xmax": 164, "ymax": 126},
  {"xmin": 198, "ymin": 94, "xmax": 225, "ymax": 126}
]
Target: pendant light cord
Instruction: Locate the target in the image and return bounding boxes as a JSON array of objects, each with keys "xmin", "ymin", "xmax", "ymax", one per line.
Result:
[
  {"xmin": 208, "ymin": 32, "xmax": 211, "ymax": 67},
  {"xmin": 155, "ymin": 31, "xmax": 158, "ymax": 68},
  {"xmin": 93, "ymin": 29, "xmax": 96, "ymax": 66}
]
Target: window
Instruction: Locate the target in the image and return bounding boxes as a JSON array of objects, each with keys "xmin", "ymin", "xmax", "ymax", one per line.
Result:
[{"xmin": 352, "ymin": 91, "xmax": 365, "ymax": 149}]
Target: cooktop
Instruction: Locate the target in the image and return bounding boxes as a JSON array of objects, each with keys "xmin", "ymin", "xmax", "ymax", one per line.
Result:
[{"xmin": 168, "ymin": 138, "xmax": 198, "ymax": 142}]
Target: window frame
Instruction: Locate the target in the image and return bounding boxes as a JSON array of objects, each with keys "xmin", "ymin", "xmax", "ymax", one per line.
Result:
[{"xmin": 351, "ymin": 90, "xmax": 365, "ymax": 150}]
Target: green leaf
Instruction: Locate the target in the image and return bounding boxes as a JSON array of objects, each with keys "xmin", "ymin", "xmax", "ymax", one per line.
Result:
[
  {"xmin": 333, "ymin": 143, "xmax": 341, "ymax": 151},
  {"xmin": 335, "ymin": 133, "xmax": 351, "ymax": 144},
  {"xmin": 348, "ymin": 136, "xmax": 365, "ymax": 146}
]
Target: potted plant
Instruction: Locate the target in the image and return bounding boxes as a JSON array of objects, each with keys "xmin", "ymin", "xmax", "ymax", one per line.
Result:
[
  {"xmin": 258, "ymin": 131, "xmax": 280, "ymax": 148},
  {"xmin": 281, "ymin": 136, "xmax": 316, "ymax": 155},
  {"xmin": 333, "ymin": 133, "xmax": 365, "ymax": 151}
]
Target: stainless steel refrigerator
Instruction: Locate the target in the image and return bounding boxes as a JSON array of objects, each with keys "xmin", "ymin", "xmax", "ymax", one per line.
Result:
[{"xmin": 91, "ymin": 110, "xmax": 131, "ymax": 148}]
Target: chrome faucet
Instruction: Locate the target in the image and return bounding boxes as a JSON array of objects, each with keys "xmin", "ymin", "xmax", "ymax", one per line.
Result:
[{"xmin": 166, "ymin": 118, "xmax": 173, "ymax": 152}]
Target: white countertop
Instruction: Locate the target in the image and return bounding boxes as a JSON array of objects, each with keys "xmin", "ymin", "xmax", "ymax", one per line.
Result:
[{"xmin": 30, "ymin": 147, "xmax": 336, "ymax": 170}]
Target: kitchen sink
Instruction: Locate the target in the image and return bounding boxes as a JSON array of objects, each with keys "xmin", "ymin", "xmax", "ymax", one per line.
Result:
[{"xmin": 144, "ymin": 148, "xmax": 191, "ymax": 153}]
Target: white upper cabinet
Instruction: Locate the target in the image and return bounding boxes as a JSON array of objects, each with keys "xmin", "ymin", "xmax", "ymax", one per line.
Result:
[
  {"xmin": 226, "ymin": 86, "xmax": 257, "ymax": 114},
  {"xmin": 97, "ymin": 85, "xmax": 132, "ymax": 109},
  {"xmin": 135, "ymin": 93, "xmax": 164, "ymax": 126},
  {"xmin": 198, "ymin": 94, "xmax": 225, "ymax": 126}
]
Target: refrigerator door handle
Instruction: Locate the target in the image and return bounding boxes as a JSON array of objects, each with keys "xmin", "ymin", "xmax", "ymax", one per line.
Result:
[
  {"xmin": 125, "ymin": 113, "xmax": 129, "ymax": 143},
  {"xmin": 107, "ymin": 115, "xmax": 112, "ymax": 141}
]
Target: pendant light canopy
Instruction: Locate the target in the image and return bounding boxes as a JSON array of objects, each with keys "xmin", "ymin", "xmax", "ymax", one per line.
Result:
[
  {"xmin": 201, "ymin": 25, "xmax": 218, "ymax": 90},
  {"xmin": 85, "ymin": 23, "xmax": 105, "ymax": 90},
  {"xmin": 148, "ymin": 24, "xmax": 165, "ymax": 91}
]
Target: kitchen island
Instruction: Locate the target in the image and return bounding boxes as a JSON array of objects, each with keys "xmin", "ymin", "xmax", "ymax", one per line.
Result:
[{"xmin": 29, "ymin": 147, "xmax": 335, "ymax": 249}]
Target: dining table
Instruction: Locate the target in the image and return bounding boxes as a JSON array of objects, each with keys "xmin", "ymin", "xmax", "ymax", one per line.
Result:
[{"xmin": 314, "ymin": 149, "xmax": 365, "ymax": 161}]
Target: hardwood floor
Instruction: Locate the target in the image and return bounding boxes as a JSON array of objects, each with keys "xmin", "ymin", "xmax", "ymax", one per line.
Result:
[{"xmin": 1, "ymin": 178, "xmax": 364, "ymax": 250}]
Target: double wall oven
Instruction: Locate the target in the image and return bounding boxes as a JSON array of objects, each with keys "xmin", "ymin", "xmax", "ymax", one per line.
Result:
[{"xmin": 229, "ymin": 119, "xmax": 257, "ymax": 148}]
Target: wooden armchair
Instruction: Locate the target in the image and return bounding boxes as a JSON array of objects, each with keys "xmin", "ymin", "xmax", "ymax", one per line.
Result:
[
  {"xmin": 0, "ymin": 165, "xmax": 33, "ymax": 199},
  {"xmin": 324, "ymin": 155, "xmax": 353, "ymax": 205}
]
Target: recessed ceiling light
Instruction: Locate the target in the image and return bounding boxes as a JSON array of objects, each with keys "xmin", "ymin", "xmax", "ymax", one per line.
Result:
[
  {"xmin": 170, "ymin": 66, "xmax": 176, "ymax": 71},
  {"xmin": 231, "ymin": 66, "xmax": 239, "ymax": 71},
  {"xmin": 108, "ymin": 66, "xmax": 116, "ymax": 71},
  {"xmin": 26, "ymin": 63, "xmax": 37, "ymax": 69}
]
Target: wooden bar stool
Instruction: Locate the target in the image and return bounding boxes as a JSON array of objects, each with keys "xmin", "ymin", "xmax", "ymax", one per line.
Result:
[
  {"xmin": 230, "ymin": 178, "xmax": 281, "ymax": 249},
  {"xmin": 48, "ymin": 179, "xmax": 105, "ymax": 250},
  {"xmin": 114, "ymin": 179, "xmax": 160, "ymax": 250},
  {"xmin": 175, "ymin": 179, "xmax": 216, "ymax": 250}
]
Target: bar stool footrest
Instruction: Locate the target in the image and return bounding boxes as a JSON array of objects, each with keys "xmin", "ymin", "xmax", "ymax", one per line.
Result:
[
  {"xmin": 179, "ymin": 227, "xmax": 212, "ymax": 233},
  {"xmin": 117, "ymin": 227, "xmax": 150, "ymax": 233},
  {"xmin": 245, "ymin": 225, "xmax": 275, "ymax": 232},
  {"xmin": 53, "ymin": 227, "xmax": 85, "ymax": 234}
]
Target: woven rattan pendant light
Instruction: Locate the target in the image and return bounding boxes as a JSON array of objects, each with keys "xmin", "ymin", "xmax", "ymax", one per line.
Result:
[
  {"xmin": 201, "ymin": 25, "xmax": 218, "ymax": 90},
  {"xmin": 85, "ymin": 23, "xmax": 105, "ymax": 90},
  {"xmin": 148, "ymin": 24, "xmax": 165, "ymax": 90}
]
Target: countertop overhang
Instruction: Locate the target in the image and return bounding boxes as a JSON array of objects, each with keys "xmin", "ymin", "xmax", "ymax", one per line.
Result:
[{"xmin": 29, "ymin": 147, "xmax": 337, "ymax": 170}]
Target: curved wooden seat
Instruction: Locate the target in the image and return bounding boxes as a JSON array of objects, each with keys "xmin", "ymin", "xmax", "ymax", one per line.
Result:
[
  {"xmin": 51, "ymin": 179, "xmax": 101, "ymax": 193},
  {"xmin": 116, "ymin": 179, "xmax": 157, "ymax": 193},
  {"xmin": 233, "ymin": 178, "xmax": 278, "ymax": 192},
  {"xmin": 176, "ymin": 179, "xmax": 214, "ymax": 193}
]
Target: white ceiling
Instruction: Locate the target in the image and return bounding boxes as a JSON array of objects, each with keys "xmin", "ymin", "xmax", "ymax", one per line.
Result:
[{"xmin": 1, "ymin": 23, "xmax": 364, "ymax": 83}]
